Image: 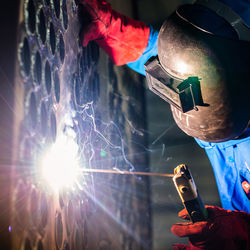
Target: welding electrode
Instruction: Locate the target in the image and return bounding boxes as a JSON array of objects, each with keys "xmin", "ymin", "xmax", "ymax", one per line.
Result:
[
  {"xmin": 82, "ymin": 165, "xmax": 208, "ymax": 223},
  {"xmin": 82, "ymin": 168, "xmax": 174, "ymax": 178}
]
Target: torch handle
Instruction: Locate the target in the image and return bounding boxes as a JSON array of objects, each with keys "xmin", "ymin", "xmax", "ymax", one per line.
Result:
[
  {"xmin": 173, "ymin": 164, "xmax": 208, "ymax": 223},
  {"xmin": 183, "ymin": 193, "xmax": 208, "ymax": 222}
]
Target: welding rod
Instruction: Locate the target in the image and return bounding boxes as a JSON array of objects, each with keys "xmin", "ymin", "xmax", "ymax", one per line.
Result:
[{"xmin": 82, "ymin": 168, "xmax": 174, "ymax": 178}]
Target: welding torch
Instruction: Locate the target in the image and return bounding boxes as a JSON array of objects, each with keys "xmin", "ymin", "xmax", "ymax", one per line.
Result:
[
  {"xmin": 173, "ymin": 164, "xmax": 208, "ymax": 222},
  {"xmin": 83, "ymin": 164, "xmax": 208, "ymax": 223}
]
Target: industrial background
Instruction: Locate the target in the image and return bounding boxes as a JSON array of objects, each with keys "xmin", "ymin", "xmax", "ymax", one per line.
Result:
[{"xmin": 0, "ymin": 0, "xmax": 220, "ymax": 250}]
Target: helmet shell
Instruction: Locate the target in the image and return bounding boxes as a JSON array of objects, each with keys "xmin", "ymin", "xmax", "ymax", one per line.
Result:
[{"xmin": 157, "ymin": 7, "xmax": 250, "ymax": 142}]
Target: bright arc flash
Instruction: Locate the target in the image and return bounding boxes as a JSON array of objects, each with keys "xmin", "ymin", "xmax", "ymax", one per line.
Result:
[{"xmin": 40, "ymin": 134, "xmax": 80, "ymax": 192}]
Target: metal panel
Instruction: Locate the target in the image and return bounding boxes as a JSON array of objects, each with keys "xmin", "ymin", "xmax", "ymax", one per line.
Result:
[{"xmin": 0, "ymin": 0, "xmax": 151, "ymax": 249}]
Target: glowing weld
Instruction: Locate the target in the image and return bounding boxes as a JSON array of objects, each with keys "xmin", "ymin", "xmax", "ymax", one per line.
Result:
[
  {"xmin": 39, "ymin": 133, "xmax": 81, "ymax": 193},
  {"xmin": 38, "ymin": 101, "xmax": 141, "ymax": 193}
]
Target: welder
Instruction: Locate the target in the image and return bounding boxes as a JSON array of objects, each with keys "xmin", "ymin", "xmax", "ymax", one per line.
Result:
[{"xmin": 79, "ymin": 0, "xmax": 250, "ymax": 249}]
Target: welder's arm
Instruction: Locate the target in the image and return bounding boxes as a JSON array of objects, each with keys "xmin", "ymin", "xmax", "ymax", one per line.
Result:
[
  {"xmin": 79, "ymin": 0, "xmax": 150, "ymax": 66},
  {"xmin": 171, "ymin": 205, "xmax": 250, "ymax": 250},
  {"xmin": 126, "ymin": 28, "xmax": 158, "ymax": 75}
]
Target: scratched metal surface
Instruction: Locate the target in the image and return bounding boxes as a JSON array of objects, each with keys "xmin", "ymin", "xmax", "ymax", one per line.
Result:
[{"xmin": 9, "ymin": 0, "xmax": 151, "ymax": 249}]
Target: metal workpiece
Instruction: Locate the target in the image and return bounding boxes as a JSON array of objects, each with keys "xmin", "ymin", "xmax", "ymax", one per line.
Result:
[
  {"xmin": 48, "ymin": 21, "xmax": 56, "ymax": 55},
  {"xmin": 18, "ymin": 36, "xmax": 31, "ymax": 78},
  {"xmin": 31, "ymin": 50, "xmax": 42, "ymax": 85},
  {"xmin": 57, "ymin": 31, "xmax": 65, "ymax": 64},
  {"xmin": 1, "ymin": 0, "xmax": 151, "ymax": 249}
]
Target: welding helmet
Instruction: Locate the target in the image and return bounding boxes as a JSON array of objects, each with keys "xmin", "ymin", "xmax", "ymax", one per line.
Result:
[{"xmin": 145, "ymin": 0, "xmax": 250, "ymax": 142}]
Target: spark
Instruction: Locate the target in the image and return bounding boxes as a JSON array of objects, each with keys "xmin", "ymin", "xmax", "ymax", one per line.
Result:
[
  {"xmin": 77, "ymin": 102, "xmax": 136, "ymax": 171},
  {"xmin": 37, "ymin": 101, "xmax": 150, "ymax": 194},
  {"xmin": 161, "ymin": 143, "xmax": 165, "ymax": 156},
  {"xmin": 124, "ymin": 115, "xmax": 144, "ymax": 136},
  {"xmin": 151, "ymin": 123, "xmax": 175, "ymax": 145}
]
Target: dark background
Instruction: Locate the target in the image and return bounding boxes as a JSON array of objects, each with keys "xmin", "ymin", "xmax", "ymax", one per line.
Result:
[{"xmin": 110, "ymin": 0, "xmax": 221, "ymax": 249}]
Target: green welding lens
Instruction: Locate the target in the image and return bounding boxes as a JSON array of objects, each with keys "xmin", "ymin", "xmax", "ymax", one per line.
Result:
[{"xmin": 145, "ymin": 56, "xmax": 203, "ymax": 113}]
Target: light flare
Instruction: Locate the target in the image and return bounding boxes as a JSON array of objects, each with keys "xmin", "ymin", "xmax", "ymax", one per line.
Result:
[
  {"xmin": 39, "ymin": 134, "xmax": 81, "ymax": 192},
  {"xmin": 176, "ymin": 61, "xmax": 188, "ymax": 75}
]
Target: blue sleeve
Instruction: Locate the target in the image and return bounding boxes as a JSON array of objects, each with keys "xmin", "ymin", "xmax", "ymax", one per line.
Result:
[
  {"xmin": 195, "ymin": 130, "xmax": 250, "ymax": 213},
  {"xmin": 126, "ymin": 27, "xmax": 158, "ymax": 76}
]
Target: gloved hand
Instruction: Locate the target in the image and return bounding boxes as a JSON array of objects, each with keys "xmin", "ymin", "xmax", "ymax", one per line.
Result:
[
  {"xmin": 171, "ymin": 205, "xmax": 250, "ymax": 250},
  {"xmin": 79, "ymin": 0, "xmax": 150, "ymax": 65}
]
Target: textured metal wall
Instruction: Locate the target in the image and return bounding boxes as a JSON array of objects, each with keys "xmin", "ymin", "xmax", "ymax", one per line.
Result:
[{"xmin": 0, "ymin": 0, "xmax": 151, "ymax": 249}]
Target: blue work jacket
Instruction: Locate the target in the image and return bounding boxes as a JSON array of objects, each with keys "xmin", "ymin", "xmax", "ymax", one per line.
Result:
[{"xmin": 127, "ymin": 0, "xmax": 250, "ymax": 213}]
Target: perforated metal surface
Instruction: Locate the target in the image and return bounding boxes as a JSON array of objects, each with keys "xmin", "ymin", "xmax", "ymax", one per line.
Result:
[{"xmin": 7, "ymin": 0, "xmax": 151, "ymax": 249}]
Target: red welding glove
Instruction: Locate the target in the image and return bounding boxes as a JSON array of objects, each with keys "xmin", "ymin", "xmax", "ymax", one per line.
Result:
[
  {"xmin": 79, "ymin": 0, "xmax": 150, "ymax": 65},
  {"xmin": 171, "ymin": 205, "xmax": 250, "ymax": 250}
]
